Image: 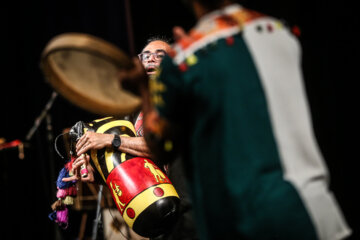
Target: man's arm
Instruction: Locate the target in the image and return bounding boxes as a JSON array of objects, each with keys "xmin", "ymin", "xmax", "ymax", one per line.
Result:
[
  {"xmin": 119, "ymin": 136, "xmax": 152, "ymax": 158},
  {"xmin": 76, "ymin": 132, "xmax": 152, "ymax": 158}
]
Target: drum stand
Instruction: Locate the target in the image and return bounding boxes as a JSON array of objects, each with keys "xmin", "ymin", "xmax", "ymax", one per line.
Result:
[{"xmin": 92, "ymin": 185, "xmax": 104, "ymax": 240}]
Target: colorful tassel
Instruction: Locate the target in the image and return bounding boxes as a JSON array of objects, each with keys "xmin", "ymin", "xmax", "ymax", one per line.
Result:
[
  {"xmin": 68, "ymin": 185, "xmax": 77, "ymax": 196},
  {"xmin": 56, "ymin": 188, "xmax": 67, "ymax": 198},
  {"xmin": 48, "ymin": 211, "xmax": 57, "ymax": 221},
  {"xmin": 56, "ymin": 167, "xmax": 73, "ymax": 189},
  {"xmin": 63, "ymin": 196, "xmax": 74, "ymax": 205},
  {"xmin": 56, "ymin": 208, "xmax": 69, "ymax": 229},
  {"xmin": 49, "ymin": 161, "xmax": 78, "ymax": 229},
  {"xmin": 51, "ymin": 199, "xmax": 63, "ymax": 211}
]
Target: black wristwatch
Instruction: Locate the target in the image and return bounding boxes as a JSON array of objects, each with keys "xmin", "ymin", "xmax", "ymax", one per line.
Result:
[{"xmin": 111, "ymin": 134, "xmax": 121, "ymax": 149}]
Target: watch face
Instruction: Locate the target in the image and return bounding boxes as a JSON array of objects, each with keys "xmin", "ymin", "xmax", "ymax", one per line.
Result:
[{"xmin": 112, "ymin": 135, "xmax": 121, "ymax": 148}]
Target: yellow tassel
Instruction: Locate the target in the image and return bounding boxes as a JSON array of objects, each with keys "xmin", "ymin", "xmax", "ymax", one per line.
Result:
[{"xmin": 62, "ymin": 196, "xmax": 74, "ymax": 205}]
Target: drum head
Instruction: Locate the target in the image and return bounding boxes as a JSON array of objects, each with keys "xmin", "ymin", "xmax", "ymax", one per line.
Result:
[{"xmin": 41, "ymin": 32, "xmax": 141, "ymax": 116}]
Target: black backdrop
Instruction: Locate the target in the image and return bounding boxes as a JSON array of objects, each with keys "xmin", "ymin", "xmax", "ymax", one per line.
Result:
[{"xmin": 1, "ymin": 0, "xmax": 358, "ymax": 239}]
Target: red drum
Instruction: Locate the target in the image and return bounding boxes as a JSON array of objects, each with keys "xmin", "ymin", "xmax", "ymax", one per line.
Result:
[{"xmin": 69, "ymin": 117, "xmax": 180, "ymax": 238}]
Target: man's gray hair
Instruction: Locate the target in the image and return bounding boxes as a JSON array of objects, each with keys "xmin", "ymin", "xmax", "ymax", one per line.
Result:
[{"xmin": 146, "ymin": 35, "xmax": 172, "ymax": 45}]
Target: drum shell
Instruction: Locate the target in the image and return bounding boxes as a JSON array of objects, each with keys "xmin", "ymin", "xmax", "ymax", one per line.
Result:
[
  {"xmin": 106, "ymin": 157, "xmax": 180, "ymax": 237},
  {"xmin": 77, "ymin": 117, "xmax": 180, "ymax": 238}
]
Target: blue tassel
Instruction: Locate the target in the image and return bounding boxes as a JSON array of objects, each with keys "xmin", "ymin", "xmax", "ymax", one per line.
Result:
[
  {"xmin": 48, "ymin": 211, "xmax": 57, "ymax": 221},
  {"xmin": 56, "ymin": 167, "xmax": 73, "ymax": 189}
]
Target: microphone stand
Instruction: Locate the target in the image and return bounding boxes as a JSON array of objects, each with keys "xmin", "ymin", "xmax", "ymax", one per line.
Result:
[{"xmin": 25, "ymin": 91, "xmax": 58, "ymax": 141}]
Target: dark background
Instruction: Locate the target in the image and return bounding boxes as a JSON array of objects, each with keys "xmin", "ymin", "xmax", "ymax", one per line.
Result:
[{"xmin": 1, "ymin": 0, "xmax": 358, "ymax": 239}]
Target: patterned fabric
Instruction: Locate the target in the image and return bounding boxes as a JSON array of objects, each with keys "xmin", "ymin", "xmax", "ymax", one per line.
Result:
[
  {"xmin": 134, "ymin": 111, "xmax": 144, "ymax": 137},
  {"xmin": 151, "ymin": 3, "xmax": 351, "ymax": 240}
]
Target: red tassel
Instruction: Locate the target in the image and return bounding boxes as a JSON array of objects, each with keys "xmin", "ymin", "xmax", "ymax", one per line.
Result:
[
  {"xmin": 68, "ymin": 186, "xmax": 77, "ymax": 196},
  {"xmin": 65, "ymin": 156, "xmax": 76, "ymax": 171}
]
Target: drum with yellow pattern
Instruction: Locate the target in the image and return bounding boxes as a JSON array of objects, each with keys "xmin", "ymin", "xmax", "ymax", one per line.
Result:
[{"xmin": 69, "ymin": 117, "xmax": 180, "ymax": 238}]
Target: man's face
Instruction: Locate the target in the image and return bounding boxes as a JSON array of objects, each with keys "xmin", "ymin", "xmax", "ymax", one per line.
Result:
[{"xmin": 139, "ymin": 40, "xmax": 171, "ymax": 75}]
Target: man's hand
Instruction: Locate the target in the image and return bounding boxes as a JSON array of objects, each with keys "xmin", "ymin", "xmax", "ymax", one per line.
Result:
[
  {"xmin": 76, "ymin": 132, "xmax": 113, "ymax": 156},
  {"xmin": 118, "ymin": 57, "xmax": 149, "ymax": 96},
  {"xmin": 62, "ymin": 154, "xmax": 95, "ymax": 183}
]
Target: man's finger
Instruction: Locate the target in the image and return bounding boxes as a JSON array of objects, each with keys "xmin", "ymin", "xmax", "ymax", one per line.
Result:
[
  {"xmin": 76, "ymin": 132, "xmax": 88, "ymax": 149},
  {"xmin": 76, "ymin": 137, "xmax": 90, "ymax": 155},
  {"xmin": 62, "ymin": 176, "xmax": 77, "ymax": 182},
  {"xmin": 73, "ymin": 157, "xmax": 85, "ymax": 168},
  {"xmin": 76, "ymin": 143, "xmax": 92, "ymax": 156},
  {"xmin": 76, "ymin": 146, "xmax": 87, "ymax": 156}
]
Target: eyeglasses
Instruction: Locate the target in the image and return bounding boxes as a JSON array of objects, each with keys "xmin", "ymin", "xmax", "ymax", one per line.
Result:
[{"xmin": 138, "ymin": 50, "xmax": 166, "ymax": 62}]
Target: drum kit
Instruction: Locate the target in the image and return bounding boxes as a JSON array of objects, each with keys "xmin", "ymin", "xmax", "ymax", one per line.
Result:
[{"xmin": 41, "ymin": 33, "xmax": 180, "ymax": 239}]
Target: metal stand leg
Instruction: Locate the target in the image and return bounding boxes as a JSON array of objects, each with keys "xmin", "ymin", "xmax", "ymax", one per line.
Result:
[{"xmin": 92, "ymin": 185, "xmax": 104, "ymax": 240}]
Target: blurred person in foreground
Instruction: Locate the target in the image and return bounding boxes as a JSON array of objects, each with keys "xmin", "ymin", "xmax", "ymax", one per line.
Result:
[{"xmin": 117, "ymin": 0, "xmax": 352, "ymax": 239}]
